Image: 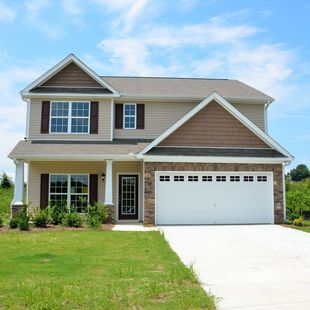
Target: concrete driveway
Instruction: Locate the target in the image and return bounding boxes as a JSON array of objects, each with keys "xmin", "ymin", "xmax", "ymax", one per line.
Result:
[{"xmin": 160, "ymin": 225, "xmax": 310, "ymax": 310}]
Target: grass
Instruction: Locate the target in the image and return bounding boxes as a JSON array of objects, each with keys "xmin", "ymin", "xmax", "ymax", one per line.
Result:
[
  {"xmin": 0, "ymin": 186, "xmax": 13, "ymax": 216},
  {"xmin": 287, "ymin": 219, "xmax": 310, "ymax": 233},
  {"xmin": 0, "ymin": 230, "xmax": 216, "ymax": 309}
]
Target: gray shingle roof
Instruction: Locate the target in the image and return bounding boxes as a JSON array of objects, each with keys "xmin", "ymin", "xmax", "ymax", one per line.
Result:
[
  {"xmin": 146, "ymin": 147, "xmax": 285, "ymax": 158},
  {"xmin": 102, "ymin": 76, "xmax": 273, "ymax": 101},
  {"xmin": 9, "ymin": 140, "xmax": 151, "ymax": 158}
]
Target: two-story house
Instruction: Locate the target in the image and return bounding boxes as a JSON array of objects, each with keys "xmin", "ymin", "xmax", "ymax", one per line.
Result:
[{"xmin": 9, "ymin": 54, "xmax": 293, "ymax": 225}]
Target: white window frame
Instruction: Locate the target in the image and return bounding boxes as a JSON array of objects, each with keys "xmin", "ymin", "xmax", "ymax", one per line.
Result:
[
  {"xmin": 123, "ymin": 103, "xmax": 137, "ymax": 129},
  {"xmin": 49, "ymin": 101, "xmax": 90, "ymax": 134},
  {"xmin": 49, "ymin": 173, "xmax": 89, "ymax": 213}
]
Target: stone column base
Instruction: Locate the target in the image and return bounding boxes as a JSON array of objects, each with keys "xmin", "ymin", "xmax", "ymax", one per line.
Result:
[
  {"xmin": 11, "ymin": 204, "xmax": 26, "ymax": 218},
  {"xmin": 105, "ymin": 204, "xmax": 116, "ymax": 223}
]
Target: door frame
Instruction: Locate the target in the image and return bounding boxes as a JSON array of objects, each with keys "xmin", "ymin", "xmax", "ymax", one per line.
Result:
[
  {"xmin": 154, "ymin": 171, "xmax": 274, "ymax": 225},
  {"xmin": 117, "ymin": 173, "xmax": 140, "ymax": 221}
]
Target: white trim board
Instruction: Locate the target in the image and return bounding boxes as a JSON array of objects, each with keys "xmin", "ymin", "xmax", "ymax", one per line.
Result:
[
  {"xmin": 21, "ymin": 54, "xmax": 120, "ymax": 96},
  {"xmin": 140, "ymin": 92, "xmax": 293, "ymax": 160}
]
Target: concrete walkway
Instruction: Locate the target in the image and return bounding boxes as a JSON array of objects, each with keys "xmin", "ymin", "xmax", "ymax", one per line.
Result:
[
  {"xmin": 112, "ymin": 223, "xmax": 157, "ymax": 231},
  {"xmin": 160, "ymin": 225, "xmax": 310, "ymax": 310}
]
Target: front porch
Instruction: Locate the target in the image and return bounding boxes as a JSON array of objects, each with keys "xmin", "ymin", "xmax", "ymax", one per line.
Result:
[{"xmin": 11, "ymin": 160, "xmax": 144, "ymax": 222}]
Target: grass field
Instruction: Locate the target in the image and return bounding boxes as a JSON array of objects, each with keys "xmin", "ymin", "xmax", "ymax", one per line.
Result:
[
  {"xmin": 287, "ymin": 219, "xmax": 310, "ymax": 233},
  {"xmin": 0, "ymin": 230, "xmax": 216, "ymax": 309}
]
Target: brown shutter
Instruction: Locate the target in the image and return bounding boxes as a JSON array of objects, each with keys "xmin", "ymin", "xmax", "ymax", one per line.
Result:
[
  {"xmin": 115, "ymin": 104, "xmax": 123, "ymax": 129},
  {"xmin": 40, "ymin": 174, "xmax": 49, "ymax": 209},
  {"xmin": 41, "ymin": 101, "xmax": 50, "ymax": 134},
  {"xmin": 89, "ymin": 174, "xmax": 98, "ymax": 205},
  {"xmin": 90, "ymin": 101, "xmax": 99, "ymax": 134},
  {"xmin": 137, "ymin": 104, "xmax": 145, "ymax": 129}
]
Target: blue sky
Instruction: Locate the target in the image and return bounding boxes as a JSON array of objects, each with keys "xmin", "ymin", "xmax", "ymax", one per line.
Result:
[{"xmin": 0, "ymin": 0, "xmax": 309, "ymax": 177}]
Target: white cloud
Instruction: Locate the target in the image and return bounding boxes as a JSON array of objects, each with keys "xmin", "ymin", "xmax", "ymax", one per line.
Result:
[
  {"xmin": 0, "ymin": 2, "xmax": 16, "ymax": 22},
  {"xmin": 0, "ymin": 61, "xmax": 48, "ymax": 175},
  {"xmin": 93, "ymin": 0, "xmax": 149, "ymax": 33},
  {"xmin": 62, "ymin": 0, "xmax": 82, "ymax": 15}
]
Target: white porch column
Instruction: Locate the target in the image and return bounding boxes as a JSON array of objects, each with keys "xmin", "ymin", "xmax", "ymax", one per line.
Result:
[
  {"xmin": 104, "ymin": 160, "xmax": 113, "ymax": 205},
  {"xmin": 11, "ymin": 160, "xmax": 24, "ymax": 206}
]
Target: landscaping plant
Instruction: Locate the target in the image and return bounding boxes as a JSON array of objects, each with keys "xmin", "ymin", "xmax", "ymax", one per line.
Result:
[
  {"xmin": 9, "ymin": 217, "xmax": 18, "ymax": 229},
  {"xmin": 62, "ymin": 212, "xmax": 82, "ymax": 228},
  {"xmin": 17, "ymin": 206, "xmax": 30, "ymax": 231},
  {"xmin": 32, "ymin": 207, "xmax": 50, "ymax": 228},
  {"xmin": 49, "ymin": 203, "xmax": 68, "ymax": 225},
  {"xmin": 293, "ymin": 217, "xmax": 304, "ymax": 227},
  {"xmin": 87, "ymin": 202, "xmax": 109, "ymax": 228}
]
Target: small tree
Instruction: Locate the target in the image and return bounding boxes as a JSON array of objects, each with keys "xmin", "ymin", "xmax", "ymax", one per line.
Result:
[
  {"xmin": 289, "ymin": 164, "xmax": 310, "ymax": 182},
  {"xmin": 0, "ymin": 173, "xmax": 13, "ymax": 189}
]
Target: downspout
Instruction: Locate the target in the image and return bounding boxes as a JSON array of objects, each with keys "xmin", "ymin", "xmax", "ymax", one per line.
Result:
[
  {"xmin": 22, "ymin": 97, "xmax": 30, "ymax": 140},
  {"xmin": 264, "ymin": 100, "xmax": 271, "ymax": 133},
  {"xmin": 282, "ymin": 161, "xmax": 291, "ymax": 222}
]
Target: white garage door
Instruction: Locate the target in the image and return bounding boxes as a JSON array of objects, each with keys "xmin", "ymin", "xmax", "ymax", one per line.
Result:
[{"xmin": 155, "ymin": 172, "xmax": 274, "ymax": 225}]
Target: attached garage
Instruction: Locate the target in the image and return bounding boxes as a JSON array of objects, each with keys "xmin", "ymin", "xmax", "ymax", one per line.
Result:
[{"xmin": 155, "ymin": 171, "xmax": 274, "ymax": 225}]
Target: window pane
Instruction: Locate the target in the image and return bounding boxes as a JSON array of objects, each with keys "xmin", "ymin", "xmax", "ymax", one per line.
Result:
[
  {"xmin": 50, "ymin": 194, "xmax": 67, "ymax": 207},
  {"xmin": 72, "ymin": 102, "xmax": 89, "ymax": 117},
  {"xmin": 70, "ymin": 195, "xmax": 88, "ymax": 213},
  {"xmin": 50, "ymin": 175, "xmax": 68, "ymax": 193},
  {"xmin": 51, "ymin": 102, "xmax": 69, "ymax": 117},
  {"xmin": 70, "ymin": 175, "xmax": 89, "ymax": 194},
  {"xmin": 51, "ymin": 118, "xmax": 68, "ymax": 133},
  {"xmin": 71, "ymin": 118, "xmax": 88, "ymax": 133}
]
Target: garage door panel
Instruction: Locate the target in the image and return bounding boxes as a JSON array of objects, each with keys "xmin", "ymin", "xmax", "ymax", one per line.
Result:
[{"xmin": 155, "ymin": 172, "xmax": 274, "ymax": 225}]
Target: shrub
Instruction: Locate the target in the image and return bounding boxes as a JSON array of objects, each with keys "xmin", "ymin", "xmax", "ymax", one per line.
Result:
[
  {"xmin": 32, "ymin": 208, "xmax": 50, "ymax": 228},
  {"xmin": 287, "ymin": 212, "xmax": 300, "ymax": 221},
  {"xmin": 9, "ymin": 217, "xmax": 18, "ymax": 229},
  {"xmin": 0, "ymin": 216, "xmax": 3, "ymax": 228},
  {"xmin": 293, "ymin": 217, "xmax": 304, "ymax": 227},
  {"xmin": 17, "ymin": 206, "xmax": 30, "ymax": 231},
  {"xmin": 62, "ymin": 213, "xmax": 82, "ymax": 228},
  {"xmin": 86, "ymin": 202, "xmax": 109, "ymax": 228},
  {"xmin": 50, "ymin": 203, "xmax": 68, "ymax": 225},
  {"xmin": 87, "ymin": 214, "xmax": 101, "ymax": 228}
]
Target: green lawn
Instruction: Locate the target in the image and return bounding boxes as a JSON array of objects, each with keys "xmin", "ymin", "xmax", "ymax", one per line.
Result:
[
  {"xmin": 0, "ymin": 230, "xmax": 215, "ymax": 309},
  {"xmin": 288, "ymin": 219, "xmax": 310, "ymax": 233}
]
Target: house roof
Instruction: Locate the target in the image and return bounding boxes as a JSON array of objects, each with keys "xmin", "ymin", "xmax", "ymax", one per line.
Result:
[
  {"xmin": 102, "ymin": 76, "xmax": 274, "ymax": 102},
  {"xmin": 9, "ymin": 140, "xmax": 151, "ymax": 160},
  {"xmin": 146, "ymin": 147, "xmax": 285, "ymax": 158}
]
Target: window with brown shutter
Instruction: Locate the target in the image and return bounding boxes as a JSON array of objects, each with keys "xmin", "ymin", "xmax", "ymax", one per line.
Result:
[
  {"xmin": 90, "ymin": 101, "xmax": 99, "ymax": 134},
  {"xmin": 115, "ymin": 104, "xmax": 123, "ymax": 129},
  {"xmin": 40, "ymin": 174, "xmax": 49, "ymax": 209},
  {"xmin": 89, "ymin": 174, "xmax": 98, "ymax": 205},
  {"xmin": 41, "ymin": 101, "xmax": 50, "ymax": 134},
  {"xmin": 137, "ymin": 104, "xmax": 145, "ymax": 129}
]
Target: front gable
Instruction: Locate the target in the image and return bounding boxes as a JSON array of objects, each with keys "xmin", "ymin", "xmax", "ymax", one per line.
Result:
[
  {"xmin": 140, "ymin": 92, "xmax": 293, "ymax": 159},
  {"xmin": 21, "ymin": 54, "xmax": 119, "ymax": 96},
  {"xmin": 159, "ymin": 100, "xmax": 269, "ymax": 148},
  {"xmin": 40, "ymin": 62, "xmax": 103, "ymax": 88}
]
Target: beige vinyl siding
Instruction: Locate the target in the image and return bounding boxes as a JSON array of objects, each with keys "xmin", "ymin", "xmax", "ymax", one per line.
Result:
[
  {"xmin": 28, "ymin": 98, "xmax": 112, "ymax": 140},
  {"xmin": 114, "ymin": 100, "xmax": 266, "ymax": 140},
  {"xmin": 28, "ymin": 161, "xmax": 143, "ymax": 220},
  {"xmin": 42, "ymin": 62, "xmax": 102, "ymax": 88},
  {"xmin": 233, "ymin": 103, "xmax": 265, "ymax": 131},
  {"xmin": 114, "ymin": 101, "xmax": 197, "ymax": 139}
]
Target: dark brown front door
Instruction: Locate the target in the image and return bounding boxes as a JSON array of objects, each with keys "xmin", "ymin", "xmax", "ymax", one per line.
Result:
[{"xmin": 118, "ymin": 175, "xmax": 138, "ymax": 220}]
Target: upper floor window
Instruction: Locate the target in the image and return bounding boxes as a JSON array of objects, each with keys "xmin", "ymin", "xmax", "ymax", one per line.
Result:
[
  {"xmin": 123, "ymin": 103, "xmax": 136, "ymax": 129},
  {"xmin": 50, "ymin": 101, "xmax": 89, "ymax": 133}
]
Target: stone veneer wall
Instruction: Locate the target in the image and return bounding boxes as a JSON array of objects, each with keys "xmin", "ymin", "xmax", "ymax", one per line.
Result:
[{"xmin": 144, "ymin": 162, "xmax": 283, "ymax": 224}]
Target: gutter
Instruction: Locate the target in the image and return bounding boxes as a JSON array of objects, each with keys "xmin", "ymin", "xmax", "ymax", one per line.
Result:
[{"xmin": 282, "ymin": 161, "xmax": 291, "ymax": 221}]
